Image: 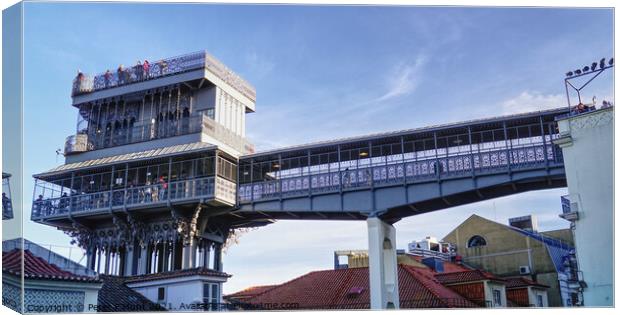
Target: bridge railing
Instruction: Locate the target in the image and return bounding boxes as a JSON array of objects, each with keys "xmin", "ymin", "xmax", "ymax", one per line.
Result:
[
  {"xmin": 31, "ymin": 177, "xmax": 219, "ymax": 220},
  {"xmin": 239, "ymin": 143, "xmax": 562, "ymax": 203}
]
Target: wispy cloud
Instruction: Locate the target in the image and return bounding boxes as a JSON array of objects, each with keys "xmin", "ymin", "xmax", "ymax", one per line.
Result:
[
  {"xmin": 244, "ymin": 50, "xmax": 275, "ymax": 79},
  {"xmin": 501, "ymin": 91, "xmax": 565, "ymax": 114},
  {"xmin": 375, "ymin": 55, "xmax": 427, "ymax": 102}
]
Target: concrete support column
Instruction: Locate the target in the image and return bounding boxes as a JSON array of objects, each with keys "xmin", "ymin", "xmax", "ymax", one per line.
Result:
[
  {"xmin": 367, "ymin": 217, "xmax": 399, "ymax": 310},
  {"xmin": 104, "ymin": 250, "xmax": 111, "ymax": 275},
  {"xmin": 182, "ymin": 240, "xmax": 196, "ymax": 269},
  {"xmin": 213, "ymin": 243, "xmax": 223, "ymax": 272},
  {"xmin": 157, "ymin": 242, "xmax": 165, "ymax": 273},
  {"xmin": 123, "ymin": 246, "xmax": 135, "ymax": 276},
  {"xmin": 96, "ymin": 249, "xmax": 101, "ymax": 273},
  {"xmin": 87, "ymin": 247, "xmax": 97, "ymax": 271},
  {"xmin": 139, "ymin": 245, "xmax": 148, "ymax": 275},
  {"xmin": 162, "ymin": 242, "xmax": 170, "ymax": 272},
  {"xmin": 204, "ymin": 242, "xmax": 211, "ymax": 269}
]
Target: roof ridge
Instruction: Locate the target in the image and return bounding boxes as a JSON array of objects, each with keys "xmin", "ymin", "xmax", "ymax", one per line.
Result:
[{"xmin": 401, "ymin": 265, "xmax": 465, "ymax": 307}]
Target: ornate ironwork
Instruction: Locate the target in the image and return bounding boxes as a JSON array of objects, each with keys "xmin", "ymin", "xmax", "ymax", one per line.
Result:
[{"xmin": 72, "ymin": 50, "xmax": 256, "ymax": 103}]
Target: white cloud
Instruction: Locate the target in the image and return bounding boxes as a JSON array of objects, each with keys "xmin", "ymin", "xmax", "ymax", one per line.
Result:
[
  {"xmin": 501, "ymin": 91, "xmax": 565, "ymax": 114},
  {"xmin": 375, "ymin": 55, "xmax": 427, "ymax": 102},
  {"xmin": 244, "ymin": 51, "xmax": 275, "ymax": 78}
]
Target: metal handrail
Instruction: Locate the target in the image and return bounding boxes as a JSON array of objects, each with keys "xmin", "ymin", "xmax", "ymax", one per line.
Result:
[
  {"xmin": 240, "ymin": 144, "xmax": 562, "ymax": 202},
  {"xmin": 71, "ymin": 50, "xmax": 257, "ymax": 102},
  {"xmin": 31, "ymin": 176, "xmax": 217, "ymax": 219}
]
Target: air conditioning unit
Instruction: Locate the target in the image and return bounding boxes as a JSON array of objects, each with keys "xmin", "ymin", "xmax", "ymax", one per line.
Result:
[{"xmin": 519, "ymin": 266, "xmax": 531, "ymax": 275}]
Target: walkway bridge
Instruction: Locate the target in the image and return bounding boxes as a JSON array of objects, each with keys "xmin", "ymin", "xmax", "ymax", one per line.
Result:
[{"xmin": 234, "ymin": 107, "xmax": 568, "ymax": 223}]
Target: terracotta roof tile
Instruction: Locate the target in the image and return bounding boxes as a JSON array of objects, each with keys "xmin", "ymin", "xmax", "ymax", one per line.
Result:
[
  {"xmin": 2, "ymin": 249, "xmax": 100, "ymax": 283},
  {"xmin": 225, "ymin": 285, "xmax": 278, "ymax": 303},
  {"xmin": 435, "ymin": 270, "xmax": 505, "ymax": 285},
  {"xmin": 505, "ymin": 277, "xmax": 549, "ymax": 289},
  {"xmin": 242, "ymin": 265, "xmax": 477, "ymax": 309}
]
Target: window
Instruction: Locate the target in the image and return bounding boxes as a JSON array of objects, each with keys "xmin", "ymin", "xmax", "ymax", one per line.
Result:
[
  {"xmin": 467, "ymin": 235, "xmax": 487, "ymax": 248},
  {"xmin": 203, "ymin": 283, "xmax": 220, "ymax": 310},
  {"xmin": 157, "ymin": 287, "xmax": 165, "ymax": 301},
  {"xmin": 492, "ymin": 289, "xmax": 502, "ymax": 306},
  {"xmin": 537, "ymin": 294, "xmax": 544, "ymax": 307}
]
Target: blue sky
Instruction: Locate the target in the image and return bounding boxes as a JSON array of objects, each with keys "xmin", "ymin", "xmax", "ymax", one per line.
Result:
[{"xmin": 20, "ymin": 3, "xmax": 613, "ymax": 293}]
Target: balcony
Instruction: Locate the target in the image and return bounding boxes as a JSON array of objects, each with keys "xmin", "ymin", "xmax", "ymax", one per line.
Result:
[
  {"xmin": 71, "ymin": 50, "xmax": 256, "ymax": 103},
  {"xmin": 66, "ymin": 113, "xmax": 254, "ymax": 155},
  {"xmin": 31, "ymin": 176, "xmax": 236, "ymax": 220},
  {"xmin": 64, "ymin": 134, "xmax": 93, "ymax": 155}
]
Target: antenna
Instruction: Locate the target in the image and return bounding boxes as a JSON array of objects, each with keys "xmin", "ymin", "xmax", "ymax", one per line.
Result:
[{"xmin": 564, "ymin": 57, "xmax": 614, "ymax": 110}]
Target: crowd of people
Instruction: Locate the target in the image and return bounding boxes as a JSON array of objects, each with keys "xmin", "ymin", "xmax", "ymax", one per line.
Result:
[
  {"xmin": 75, "ymin": 59, "xmax": 171, "ymax": 91},
  {"xmin": 32, "ymin": 175, "xmax": 215, "ymax": 217}
]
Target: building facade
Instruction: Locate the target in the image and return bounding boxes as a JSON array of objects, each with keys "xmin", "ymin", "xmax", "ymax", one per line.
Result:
[
  {"xmin": 29, "ymin": 50, "xmax": 270, "ymax": 311},
  {"xmin": 554, "ymin": 106, "xmax": 614, "ymax": 306},
  {"xmin": 442, "ymin": 214, "xmax": 574, "ymax": 307},
  {"xmin": 2, "ymin": 239, "xmax": 102, "ymax": 313}
]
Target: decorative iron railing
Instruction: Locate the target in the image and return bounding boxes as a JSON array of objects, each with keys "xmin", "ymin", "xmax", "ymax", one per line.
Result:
[
  {"xmin": 65, "ymin": 112, "xmax": 254, "ymax": 154},
  {"xmin": 239, "ymin": 144, "xmax": 563, "ymax": 203},
  {"xmin": 30, "ymin": 176, "xmax": 235, "ymax": 220},
  {"xmin": 71, "ymin": 50, "xmax": 256, "ymax": 102}
]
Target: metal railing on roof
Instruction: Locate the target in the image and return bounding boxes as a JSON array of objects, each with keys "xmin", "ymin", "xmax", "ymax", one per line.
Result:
[{"xmin": 71, "ymin": 50, "xmax": 257, "ymax": 102}]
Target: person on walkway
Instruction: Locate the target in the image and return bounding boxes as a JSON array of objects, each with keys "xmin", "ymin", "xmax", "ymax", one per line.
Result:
[
  {"xmin": 117, "ymin": 65, "xmax": 125, "ymax": 84},
  {"xmin": 143, "ymin": 60, "xmax": 150, "ymax": 79},
  {"xmin": 134, "ymin": 60, "xmax": 143, "ymax": 81}
]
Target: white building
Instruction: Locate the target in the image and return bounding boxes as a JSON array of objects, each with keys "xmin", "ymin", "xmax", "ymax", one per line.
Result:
[{"xmin": 554, "ymin": 106, "xmax": 613, "ymax": 306}]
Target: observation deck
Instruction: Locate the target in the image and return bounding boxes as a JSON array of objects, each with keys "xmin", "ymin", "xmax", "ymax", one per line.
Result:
[{"xmin": 71, "ymin": 50, "xmax": 256, "ymax": 109}]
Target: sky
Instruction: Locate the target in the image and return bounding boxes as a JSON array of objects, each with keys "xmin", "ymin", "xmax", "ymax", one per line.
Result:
[{"xmin": 17, "ymin": 2, "xmax": 614, "ymax": 294}]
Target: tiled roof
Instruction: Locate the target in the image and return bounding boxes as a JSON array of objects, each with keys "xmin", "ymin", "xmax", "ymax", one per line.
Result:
[
  {"xmin": 435, "ymin": 270, "xmax": 505, "ymax": 285},
  {"xmin": 504, "ymin": 277, "xmax": 549, "ymax": 289},
  {"xmin": 225, "ymin": 285, "xmax": 278, "ymax": 303},
  {"xmin": 97, "ymin": 275, "xmax": 166, "ymax": 312},
  {"xmin": 406, "ymin": 254, "xmax": 472, "ymax": 273},
  {"xmin": 124, "ymin": 267, "xmax": 230, "ymax": 284},
  {"xmin": 2, "ymin": 249, "xmax": 100, "ymax": 283},
  {"xmin": 241, "ymin": 265, "xmax": 477, "ymax": 309}
]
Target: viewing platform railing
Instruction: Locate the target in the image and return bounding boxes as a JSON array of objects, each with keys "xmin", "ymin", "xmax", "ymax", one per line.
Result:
[
  {"xmin": 239, "ymin": 143, "xmax": 563, "ymax": 203},
  {"xmin": 71, "ymin": 50, "xmax": 256, "ymax": 102},
  {"xmin": 64, "ymin": 112, "xmax": 254, "ymax": 155},
  {"xmin": 31, "ymin": 176, "xmax": 236, "ymax": 220}
]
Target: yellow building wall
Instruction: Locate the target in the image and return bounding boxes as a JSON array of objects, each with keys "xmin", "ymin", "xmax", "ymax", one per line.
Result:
[{"xmin": 442, "ymin": 214, "xmax": 570, "ymax": 307}]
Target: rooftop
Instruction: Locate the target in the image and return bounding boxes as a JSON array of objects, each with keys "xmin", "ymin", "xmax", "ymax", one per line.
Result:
[
  {"xmin": 2, "ymin": 249, "xmax": 100, "ymax": 283},
  {"xmin": 227, "ymin": 265, "xmax": 478, "ymax": 309},
  {"xmin": 72, "ymin": 50, "xmax": 256, "ymax": 103},
  {"xmin": 124, "ymin": 267, "xmax": 230, "ymax": 284},
  {"xmin": 504, "ymin": 277, "xmax": 550, "ymax": 289},
  {"xmin": 97, "ymin": 275, "xmax": 166, "ymax": 312}
]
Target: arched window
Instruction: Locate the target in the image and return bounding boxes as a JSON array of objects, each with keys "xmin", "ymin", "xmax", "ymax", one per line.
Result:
[{"xmin": 467, "ymin": 235, "xmax": 487, "ymax": 248}]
